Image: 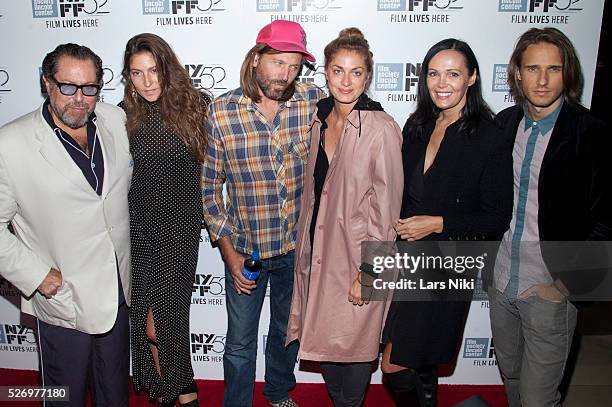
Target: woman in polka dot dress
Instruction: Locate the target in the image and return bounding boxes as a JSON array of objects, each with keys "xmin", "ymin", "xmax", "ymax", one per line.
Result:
[{"xmin": 120, "ymin": 33, "xmax": 210, "ymax": 407}]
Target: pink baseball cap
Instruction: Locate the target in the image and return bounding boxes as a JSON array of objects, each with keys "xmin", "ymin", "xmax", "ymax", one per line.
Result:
[{"xmin": 255, "ymin": 20, "xmax": 316, "ymax": 62}]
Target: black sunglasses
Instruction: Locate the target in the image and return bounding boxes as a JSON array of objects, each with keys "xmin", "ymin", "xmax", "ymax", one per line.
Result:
[{"xmin": 50, "ymin": 76, "xmax": 101, "ymax": 97}]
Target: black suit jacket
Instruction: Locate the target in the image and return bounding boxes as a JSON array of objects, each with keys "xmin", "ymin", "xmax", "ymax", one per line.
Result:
[
  {"xmin": 401, "ymin": 117, "xmax": 513, "ymax": 242},
  {"xmin": 495, "ymin": 102, "xmax": 611, "ymax": 241},
  {"xmin": 494, "ymin": 102, "xmax": 612, "ymax": 295}
]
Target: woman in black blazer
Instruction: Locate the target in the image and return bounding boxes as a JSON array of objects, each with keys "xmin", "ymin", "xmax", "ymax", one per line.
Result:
[{"xmin": 380, "ymin": 39, "xmax": 513, "ymax": 406}]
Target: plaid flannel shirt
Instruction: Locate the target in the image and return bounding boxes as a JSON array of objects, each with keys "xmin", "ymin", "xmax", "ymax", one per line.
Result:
[{"xmin": 203, "ymin": 82, "xmax": 324, "ymax": 259}]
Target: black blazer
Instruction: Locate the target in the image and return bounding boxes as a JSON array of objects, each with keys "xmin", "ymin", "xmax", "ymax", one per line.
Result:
[
  {"xmin": 400, "ymin": 116, "xmax": 513, "ymax": 241},
  {"xmin": 495, "ymin": 102, "xmax": 612, "ymax": 241},
  {"xmin": 495, "ymin": 103, "xmax": 612, "ymax": 295}
]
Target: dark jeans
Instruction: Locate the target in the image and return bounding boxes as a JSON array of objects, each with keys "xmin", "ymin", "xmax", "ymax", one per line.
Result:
[
  {"xmin": 37, "ymin": 302, "xmax": 129, "ymax": 407},
  {"xmin": 223, "ymin": 251, "xmax": 298, "ymax": 406},
  {"xmin": 321, "ymin": 362, "xmax": 373, "ymax": 407}
]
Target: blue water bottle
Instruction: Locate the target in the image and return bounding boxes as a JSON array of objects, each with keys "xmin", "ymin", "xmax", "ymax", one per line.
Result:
[{"xmin": 242, "ymin": 250, "xmax": 262, "ymax": 281}]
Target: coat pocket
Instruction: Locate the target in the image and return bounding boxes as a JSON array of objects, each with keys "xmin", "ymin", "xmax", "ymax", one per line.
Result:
[{"xmin": 32, "ymin": 285, "xmax": 76, "ymax": 324}]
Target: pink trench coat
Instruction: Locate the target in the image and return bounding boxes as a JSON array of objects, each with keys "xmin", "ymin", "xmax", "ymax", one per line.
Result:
[{"xmin": 286, "ymin": 103, "xmax": 404, "ymax": 363}]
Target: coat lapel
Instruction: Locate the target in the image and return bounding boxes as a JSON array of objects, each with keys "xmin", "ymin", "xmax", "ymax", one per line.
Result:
[
  {"xmin": 540, "ymin": 102, "xmax": 572, "ymax": 177},
  {"xmin": 94, "ymin": 114, "xmax": 116, "ymax": 200},
  {"xmin": 35, "ymin": 108, "xmax": 95, "ymax": 196}
]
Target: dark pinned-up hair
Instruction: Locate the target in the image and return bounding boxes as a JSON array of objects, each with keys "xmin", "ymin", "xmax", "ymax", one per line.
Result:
[
  {"xmin": 406, "ymin": 38, "xmax": 492, "ymax": 140},
  {"xmin": 323, "ymin": 27, "xmax": 374, "ymax": 92},
  {"xmin": 121, "ymin": 33, "xmax": 209, "ymax": 163},
  {"xmin": 508, "ymin": 27, "xmax": 583, "ymax": 106}
]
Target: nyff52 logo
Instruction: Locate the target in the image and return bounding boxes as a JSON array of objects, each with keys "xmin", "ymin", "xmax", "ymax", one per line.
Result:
[
  {"xmin": 190, "ymin": 333, "xmax": 225, "ymax": 354},
  {"xmin": 299, "ymin": 64, "xmax": 327, "ymax": 90},
  {"xmin": 0, "ymin": 68, "xmax": 11, "ymax": 93},
  {"xmin": 193, "ymin": 273, "xmax": 225, "ymax": 296},
  {"xmin": 143, "ymin": 0, "xmax": 225, "ymax": 15},
  {"xmin": 498, "ymin": 0, "xmax": 582, "ymax": 12},
  {"xmin": 0, "ymin": 324, "xmax": 37, "ymax": 346},
  {"xmin": 185, "ymin": 64, "xmax": 228, "ymax": 94},
  {"xmin": 256, "ymin": 0, "xmax": 342, "ymax": 12},
  {"xmin": 378, "ymin": 0, "xmax": 463, "ymax": 12}
]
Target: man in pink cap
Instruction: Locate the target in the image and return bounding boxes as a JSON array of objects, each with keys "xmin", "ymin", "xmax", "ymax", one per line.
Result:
[{"xmin": 203, "ymin": 20, "xmax": 324, "ymax": 407}]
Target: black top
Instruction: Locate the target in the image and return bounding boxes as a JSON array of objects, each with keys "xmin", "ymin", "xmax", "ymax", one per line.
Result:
[
  {"xmin": 404, "ymin": 154, "xmax": 425, "ymax": 211},
  {"xmin": 310, "ymin": 139, "xmax": 329, "ymax": 246},
  {"xmin": 42, "ymin": 98, "xmax": 104, "ymax": 195},
  {"xmin": 400, "ymin": 117, "xmax": 513, "ymax": 241}
]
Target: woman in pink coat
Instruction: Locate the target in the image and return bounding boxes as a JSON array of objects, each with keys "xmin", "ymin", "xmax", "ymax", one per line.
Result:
[{"xmin": 286, "ymin": 28, "xmax": 403, "ymax": 406}]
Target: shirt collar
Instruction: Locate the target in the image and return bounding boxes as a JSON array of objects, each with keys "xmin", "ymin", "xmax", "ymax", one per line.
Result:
[
  {"xmin": 523, "ymin": 99, "xmax": 563, "ymax": 135},
  {"xmin": 42, "ymin": 98, "xmax": 98, "ymax": 141},
  {"xmin": 315, "ymin": 93, "xmax": 384, "ymax": 129}
]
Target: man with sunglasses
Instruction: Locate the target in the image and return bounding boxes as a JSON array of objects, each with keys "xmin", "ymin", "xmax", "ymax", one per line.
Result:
[{"xmin": 0, "ymin": 43, "xmax": 132, "ymax": 406}]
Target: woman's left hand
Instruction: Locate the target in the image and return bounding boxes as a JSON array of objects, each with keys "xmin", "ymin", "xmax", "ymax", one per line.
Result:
[
  {"xmin": 348, "ymin": 274, "xmax": 370, "ymax": 306},
  {"xmin": 394, "ymin": 215, "xmax": 443, "ymax": 241}
]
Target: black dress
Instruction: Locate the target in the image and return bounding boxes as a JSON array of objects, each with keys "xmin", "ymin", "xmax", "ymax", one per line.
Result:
[
  {"xmin": 124, "ymin": 100, "xmax": 206, "ymax": 402},
  {"xmin": 383, "ymin": 117, "xmax": 513, "ymax": 368}
]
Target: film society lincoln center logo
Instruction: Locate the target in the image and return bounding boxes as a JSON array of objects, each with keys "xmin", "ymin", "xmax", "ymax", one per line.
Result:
[
  {"xmin": 498, "ymin": 0, "xmax": 583, "ymax": 24},
  {"xmin": 256, "ymin": 0, "xmax": 342, "ymax": 23},
  {"xmin": 463, "ymin": 337, "xmax": 497, "ymax": 367},
  {"xmin": 375, "ymin": 62, "xmax": 421, "ymax": 102},
  {"xmin": 377, "ymin": 0, "xmax": 463, "ymax": 24},
  {"xmin": 143, "ymin": 0, "xmax": 226, "ymax": 26},
  {"xmin": 491, "ymin": 63, "xmax": 516, "ymax": 104},
  {"xmin": 256, "ymin": 0, "xmax": 341, "ymax": 12},
  {"xmin": 32, "ymin": 0, "xmax": 109, "ymax": 29}
]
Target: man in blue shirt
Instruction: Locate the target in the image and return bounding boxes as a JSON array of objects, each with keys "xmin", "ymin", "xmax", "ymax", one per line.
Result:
[{"xmin": 490, "ymin": 27, "xmax": 611, "ymax": 407}]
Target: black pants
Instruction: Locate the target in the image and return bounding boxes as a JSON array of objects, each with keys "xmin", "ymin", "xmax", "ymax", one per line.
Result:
[
  {"xmin": 320, "ymin": 362, "xmax": 373, "ymax": 407},
  {"xmin": 37, "ymin": 302, "xmax": 129, "ymax": 407}
]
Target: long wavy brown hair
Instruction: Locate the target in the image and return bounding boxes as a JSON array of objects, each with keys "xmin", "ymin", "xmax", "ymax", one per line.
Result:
[{"xmin": 121, "ymin": 33, "xmax": 208, "ymax": 163}]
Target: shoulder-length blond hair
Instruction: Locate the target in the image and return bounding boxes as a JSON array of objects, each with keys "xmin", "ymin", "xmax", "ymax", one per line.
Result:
[
  {"xmin": 239, "ymin": 43, "xmax": 302, "ymax": 103},
  {"xmin": 121, "ymin": 33, "xmax": 209, "ymax": 163}
]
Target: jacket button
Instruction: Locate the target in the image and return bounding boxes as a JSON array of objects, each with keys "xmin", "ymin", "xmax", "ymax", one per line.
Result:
[{"xmin": 316, "ymin": 259, "xmax": 321, "ymax": 264}]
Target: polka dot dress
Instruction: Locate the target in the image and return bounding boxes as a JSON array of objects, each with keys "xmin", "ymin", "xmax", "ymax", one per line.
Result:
[{"xmin": 123, "ymin": 100, "xmax": 205, "ymax": 403}]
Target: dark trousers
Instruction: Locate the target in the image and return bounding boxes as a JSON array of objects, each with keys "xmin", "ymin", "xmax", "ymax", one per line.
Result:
[
  {"xmin": 489, "ymin": 287, "xmax": 577, "ymax": 407},
  {"xmin": 320, "ymin": 362, "xmax": 373, "ymax": 407},
  {"xmin": 37, "ymin": 302, "xmax": 130, "ymax": 407}
]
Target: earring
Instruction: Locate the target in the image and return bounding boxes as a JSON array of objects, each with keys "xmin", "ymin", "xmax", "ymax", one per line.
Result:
[{"xmin": 131, "ymin": 90, "xmax": 137, "ymax": 98}]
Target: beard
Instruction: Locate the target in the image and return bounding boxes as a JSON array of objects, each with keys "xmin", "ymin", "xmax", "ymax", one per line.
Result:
[
  {"xmin": 51, "ymin": 101, "xmax": 91, "ymax": 129},
  {"xmin": 254, "ymin": 66, "xmax": 295, "ymax": 102}
]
